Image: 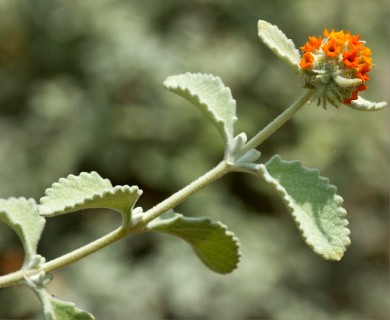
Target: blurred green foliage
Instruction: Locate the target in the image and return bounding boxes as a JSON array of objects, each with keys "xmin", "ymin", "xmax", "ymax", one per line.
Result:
[{"xmin": 0, "ymin": 0, "xmax": 388, "ymax": 319}]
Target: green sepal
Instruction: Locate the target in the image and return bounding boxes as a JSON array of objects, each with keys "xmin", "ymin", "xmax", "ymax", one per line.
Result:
[
  {"xmin": 147, "ymin": 211, "xmax": 240, "ymax": 274},
  {"xmin": 349, "ymin": 96, "xmax": 387, "ymax": 111},
  {"xmin": 39, "ymin": 172, "xmax": 142, "ymax": 226},
  {"xmin": 0, "ymin": 198, "xmax": 45, "ymax": 262},
  {"xmin": 163, "ymin": 73, "xmax": 237, "ymax": 155},
  {"xmin": 258, "ymin": 155, "xmax": 350, "ymax": 260},
  {"xmin": 258, "ymin": 20, "xmax": 300, "ymax": 71}
]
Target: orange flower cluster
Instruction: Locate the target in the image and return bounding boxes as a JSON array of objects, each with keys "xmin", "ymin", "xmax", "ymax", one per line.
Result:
[{"xmin": 299, "ymin": 29, "xmax": 373, "ymax": 104}]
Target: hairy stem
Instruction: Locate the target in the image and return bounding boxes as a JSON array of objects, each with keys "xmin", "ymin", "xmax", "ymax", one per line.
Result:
[
  {"xmin": 0, "ymin": 91, "xmax": 312, "ymax": 289},
  {"xmin": 139, "ymin": 160, "xmax": 230, "ymax": 225},
  {"xmin": 0, "ymin": 161, "xmax": 231, "ymax": 289},
  {"xmin": 0, "ymin": 227, "xmax": 125, "ymax": 288},
  {"xmin": 238, "ymin": 89, "xmax": 314, "ymax": 156}
]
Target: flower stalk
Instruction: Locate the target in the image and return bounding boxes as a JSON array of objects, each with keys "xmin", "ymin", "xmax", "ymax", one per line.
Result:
[{"xmin": 238, "ymin": 89, "xmax": 315, "ymax": 156}]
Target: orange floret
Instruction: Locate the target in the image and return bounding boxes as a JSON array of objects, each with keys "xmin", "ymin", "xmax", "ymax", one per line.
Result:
[
  {"xmin": 347, "ymin": 34, "xmax": 364, "ymax": 50},
  {"xmin": 322, "ymin": 38, "xmax": 341, "ymax": 58},
  {"xmin": 324, "ymin": 28, "xmax": 347, "ymax": 44},
  {"xmin": 361, "ymin": 47, "xmax": 373, "ymax": 66},
  {"xmin": 300, "ymin": 52, "xmax": 314, "ymax": 69},
  {"xmin": 343, "ymin": 50, "xmax": 359, "ymax": 68},
  {"xmin": 344, "ymin": 83, "xmax": 368, "ymax": 104},
  {"xmin": 356, "ymin": 63, "xmax": 371, "ymax": 81},
  {"xmin": 300, "ymin": 36, "xmax": 322, "ymax": 52},
  {"xmin": 362, "ymin": 47, "xmax": 372, "ymax": 57},
  {"xmin": 344, "ymin": 90, "xmax": 359, "ymax": 105}
]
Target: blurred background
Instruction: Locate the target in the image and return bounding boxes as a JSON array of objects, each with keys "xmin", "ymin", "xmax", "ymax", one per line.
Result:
[{"xmin": 0, "ymin": 0, "xmax": 388, "ymax": 319}]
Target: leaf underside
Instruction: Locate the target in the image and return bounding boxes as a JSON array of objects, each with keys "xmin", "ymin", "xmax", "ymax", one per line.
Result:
[
  {"xmin": 32, "ymin": 286, "xmax": 94, "ymax": 320},
  {"xmin": 350, "ymin": 96, "xmax": 387, "ymax": 111},
  {"xmin": 163, "ymin": 72, "xmax": 237, "ymax": 151},
  {"xmin": 147, "ymin": 212, "xmax": 240, "ymax": 274},
  {"xmin": 258, "ymin": 20, "xmax": 300, "ymax": 71},
  {"xmin": 258, "ymin": 155, "xmax": 350, "ymax": 260},
  {"xmin": 0, "ymin": 198, "xmax": 45, "ymax": 262},
  {"xmin": 49, "ymin": 296, "xmax": 94, "ymax": 320},
  {"xmin": 39, "ymin": 172, "xmax": 142, "ymax": 221}
]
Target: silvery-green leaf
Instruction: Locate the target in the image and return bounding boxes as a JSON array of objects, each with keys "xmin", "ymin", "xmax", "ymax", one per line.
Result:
[
  {"xmin": 147, "ymin": 212, "xmax": 240, "ymax": 274},
  {"xmin": 163, "ymin": 73, "xmax": 237, "ymax": 154},
  {"xmin": 48, "ymin": 297, "xmax": 94, "ymax": 320},
  {"xmin": 0, "ymin": 198, "xmax": 45, "ymax": 262},
  {"xmin": 39, "ymin": 172, "xmax": 142, "ymax": 225},
  {"xmin": 230, "ymin": 133, "xmax": 248, "ymax": 156},
  {"xmin": 234, "ymin": 149, "xmax": 261, "ymax": 166},
  {"xmin": 333, "ymin": 75, "xmax": 362, "ymax": 88},
  {"xmin": 28, "ymin": 284, "xmax": 94, "ymax": 320},
  {"xmin": 26, "ymin": 254, "xmax": 46, "ymax": 270},
  {"xmin": 27, "ymin": 270, "xmax": 53, "ymax": 287},
  {"xmin": 258, "ymin": 155, "xmax": 350, "ymax": 260},
  {"xmin": 349, "ymin": 96, "xmax": 387, "ymax": 111},
  {"xmin": 258, "ymin": 20, "xmax": 300, "ymax": 71}
]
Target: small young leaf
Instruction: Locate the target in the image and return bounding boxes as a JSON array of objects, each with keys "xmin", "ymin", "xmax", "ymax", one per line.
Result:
[
  {"xmin": 258, "ymin": 20, "xmax": 300, "ymax": 71},
  {"xmin": 0, "ymin": 198, "xmax": 45, "ymax": 262},
  {"xmin": 28, "ymin": 283, "xmax": 94, "ymax": 320},
  {"xmin": 258, "ymin": 155, "xmax": 350, "ymax": 260},
  {"xmin": 147, "ymin": 212, "xmax": 240, "ymax": 274},
  {"xmin": 25, "ymin": 266, "xmax": 93, "ymax": 320},
  {"xmin": 49, "ymin": 296, "xmax": 95, "ymax": 320},
  {"xmin": 39, "ymin": 172, "xmax": 142, "ymax": 224},
  {"xmin": 349, "ymin": 96, "xmax": 387, "ymax": 111},
  {"xmin": 163, "ymin": 73, "xmax": 237, "ymax": 153}
]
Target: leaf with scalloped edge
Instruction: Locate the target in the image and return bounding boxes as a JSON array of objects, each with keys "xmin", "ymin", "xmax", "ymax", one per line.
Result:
[
  {"xmin": 258, "ymin": 20, "xmax": 300, "ymax": 71},
  {"xmin": 147, "ymin": 211, "xmax": 240, "ymax": 274},
  {"xmin": 257, "ymin": 155, "xmax": 350, "ymax": 260},
  {"xmin": 349, "ymin": 96, "xmax": 387, "ymax": 111},
  {"xmin": 163, "ymin": 73, "xmax": 237, "ymax": 153},
  {"xmin": 39, "ymin": 172, "xmax": 142, "ymax": 224},
  {"xmin": 0, "ymin": 198, "xmax": 45, "ymax": 262}
]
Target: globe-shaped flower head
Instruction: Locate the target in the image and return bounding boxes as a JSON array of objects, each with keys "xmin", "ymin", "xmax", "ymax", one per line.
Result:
[
  {"xmin": 300, "ymin": 29, "xmax": 373, "ymax": 108},
  {"xmin": 257, "ymin": 20, "xmax": 386, "ymax": 111}
]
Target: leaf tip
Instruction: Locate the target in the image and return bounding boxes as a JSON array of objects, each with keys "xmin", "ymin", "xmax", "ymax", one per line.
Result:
[{"xmin": 257, "ymin": 19, "xmax": 268, "ymax": 31}]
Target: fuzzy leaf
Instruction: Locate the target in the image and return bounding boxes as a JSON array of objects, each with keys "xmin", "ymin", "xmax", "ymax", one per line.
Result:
[
  {"xmin": 333, "ymin": 75, "xmax": 362, "ymax": 88},
  {"xmin": 25, "ymin": 270, "xmax": 94, "ymax": 319},
  {"xmin": 0, "ymin": 198, "xmax": 45, "ymax": 262},
  {"xmin": 30, "ymin": 286, "xmax": 94, "ymax": 320},
  {"xmin": 48, "ymin": 297, "xmax": 95, "ymax": 320},
  {"xmin": 39, "ymin": 172, "xmax": 142, "ymax": 223},
  {"xmin": 147, "ymin": 212, "xmax": 240, "ymax": 274},
  {"xmin": 258, "ymin": 20, "xmax": 300, "ymax": 71},
  {"xmin": 349, "ymin": 96, "xmax": 387, "ymax": 111},
  {"xmin": 163, "ymin": 73, "xmax": 237, "ymax": 152},
  {"xmin": 258, "ymin": 155, "xmax": 350, "ymax": 260}
]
